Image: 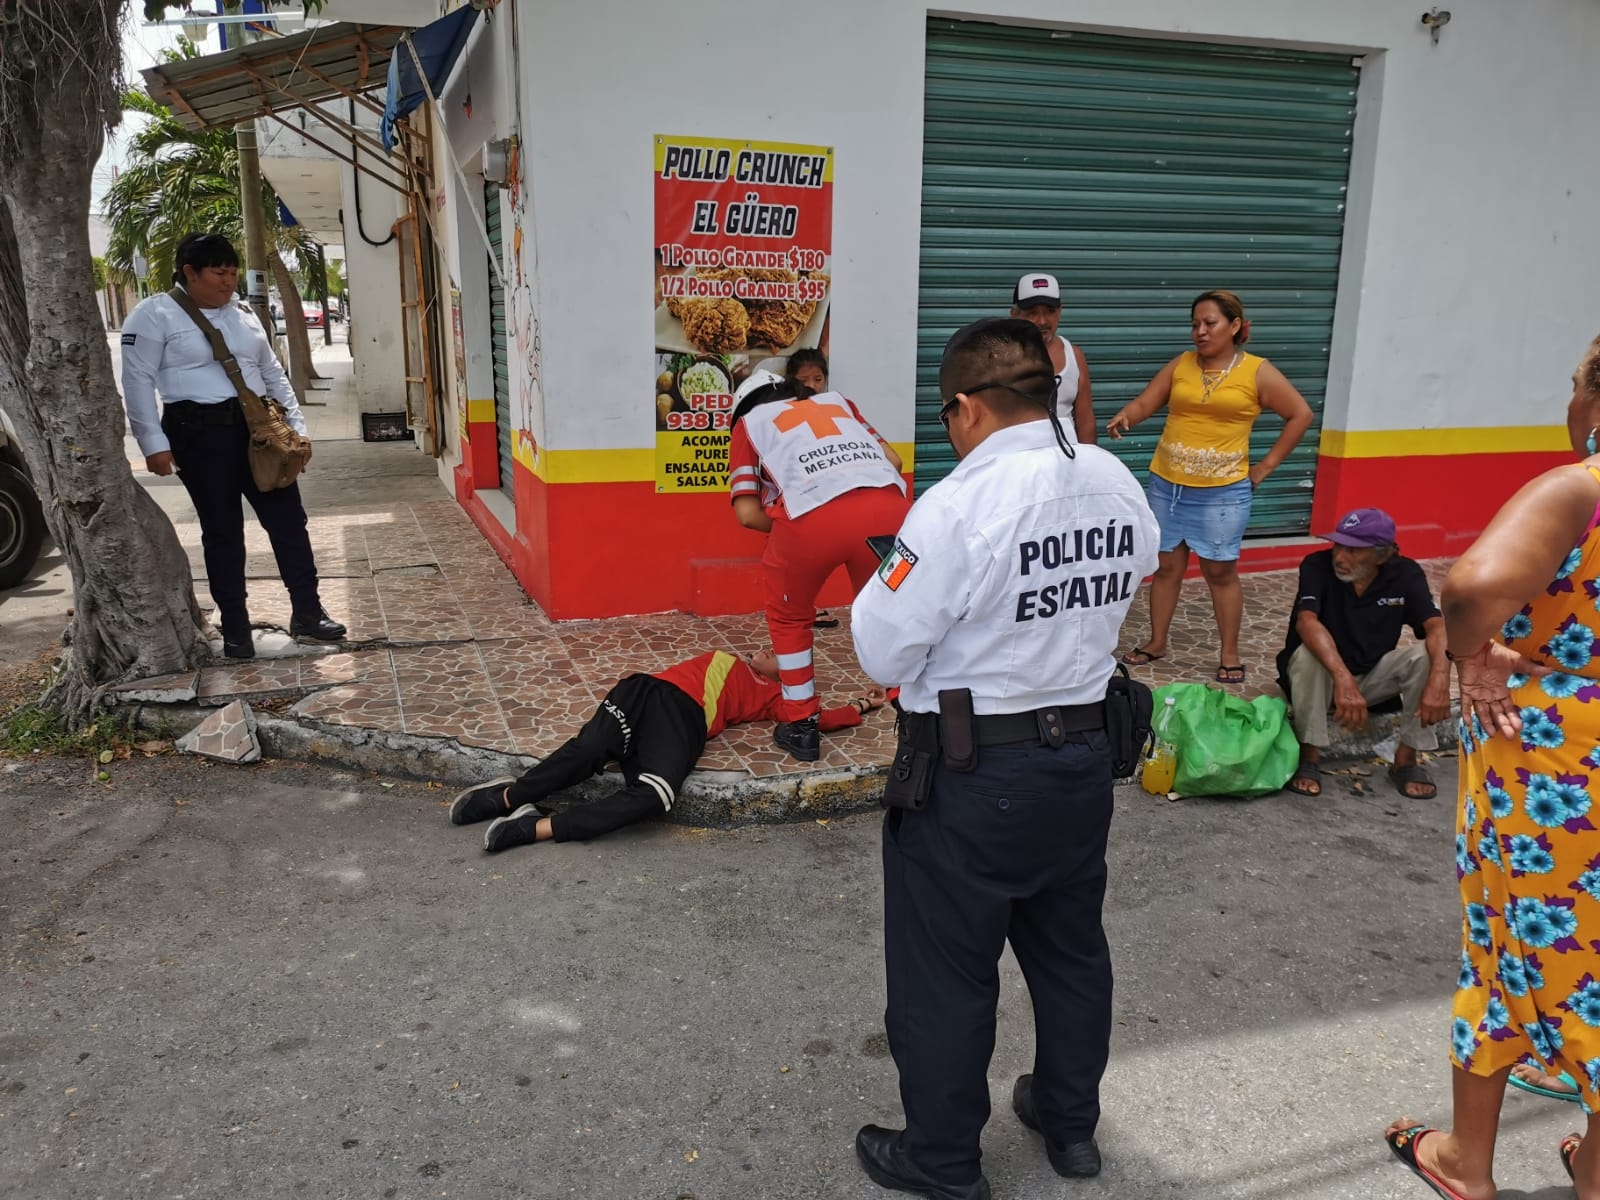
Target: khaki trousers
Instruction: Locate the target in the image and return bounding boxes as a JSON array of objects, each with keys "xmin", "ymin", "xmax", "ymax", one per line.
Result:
[{"xmin": 1285, "ymin": 642, "xmax": 1440, "ymax": 751}]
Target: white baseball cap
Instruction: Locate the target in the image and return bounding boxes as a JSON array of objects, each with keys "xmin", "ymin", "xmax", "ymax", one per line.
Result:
[
  {"xmin": 733, "ymin": 368, "xmax": 785, "ymax": 404},
  {"xmin": 1013, "ymin": 273, "xmax": 1061, "ymax": 308}
]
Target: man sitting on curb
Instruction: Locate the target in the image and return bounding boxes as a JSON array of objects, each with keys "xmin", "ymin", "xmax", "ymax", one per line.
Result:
[
  {"xmin": 1275, "ymin": 507, "xmax": 1451, "ymax": 799},
  {"xmin": 449, "ymin": 649, "xmax": 887, "ymax": 852}
]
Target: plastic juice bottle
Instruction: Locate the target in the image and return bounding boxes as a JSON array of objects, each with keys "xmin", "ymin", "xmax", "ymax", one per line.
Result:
[{"xmin": 1140, "ymin": 696, "xmax": 1179, "ymax": 796}]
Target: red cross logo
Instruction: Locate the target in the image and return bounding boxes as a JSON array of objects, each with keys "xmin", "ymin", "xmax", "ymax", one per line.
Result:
[{"xmin": 773, "ymin": 398, "xmax": 849, "ymax": 439}]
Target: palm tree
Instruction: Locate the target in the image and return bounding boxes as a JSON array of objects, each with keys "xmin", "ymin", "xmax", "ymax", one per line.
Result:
[{"xmin": 104, "ymin": 66, "xmax": 328, "ymax": 394}]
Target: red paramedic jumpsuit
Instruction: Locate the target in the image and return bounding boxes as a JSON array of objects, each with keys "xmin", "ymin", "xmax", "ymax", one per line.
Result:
[{"xmin": 729, "ymin": 391, "xmax": 910, "ymax": 723}]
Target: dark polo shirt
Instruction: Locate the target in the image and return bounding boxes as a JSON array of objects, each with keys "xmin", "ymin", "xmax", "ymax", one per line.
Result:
[{"xmin": 1276, "ymin": 549, "xmax": 1440, "ymax": 693}]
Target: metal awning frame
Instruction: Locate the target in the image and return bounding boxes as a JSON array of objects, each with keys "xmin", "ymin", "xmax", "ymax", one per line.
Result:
[{"xmin": 140, "ymin": 22, "xmax": 429, "ymax": 197}]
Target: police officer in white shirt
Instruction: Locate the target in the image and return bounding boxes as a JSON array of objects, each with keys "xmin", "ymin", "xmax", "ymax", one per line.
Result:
[
  {"xmin": 850, "ymin": 318, "xmax": 1158, "ymax": 1200},
  {"xmin": 1010, "ymin": 272, "xmax": 1095, "ymax": 445},
  {"xmin": 120, "ymin": 233, "xmax": 344, "ymax": 659}
]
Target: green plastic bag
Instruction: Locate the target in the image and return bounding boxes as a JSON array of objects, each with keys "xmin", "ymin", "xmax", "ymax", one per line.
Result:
[{"xmin": 1151, "ymin": 682, "xmax": 1298, "ymax": 798}]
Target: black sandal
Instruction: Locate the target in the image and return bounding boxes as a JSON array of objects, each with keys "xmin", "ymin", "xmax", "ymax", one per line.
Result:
[
  {"xmin": 813, "ymin": 610, "xmax": 840, "ymax": 629},
  {"xmin": 1389, "ymin": 762, "xmax": 1438, "ymax": 799},
  {"xmin": 1287, "ymin": 757, "xmax": 1322, "ymax": 797}
]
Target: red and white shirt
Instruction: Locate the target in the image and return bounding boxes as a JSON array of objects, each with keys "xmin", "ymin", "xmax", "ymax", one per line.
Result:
[{"xmin": 728, "ymin": 391, "xmax": 904, "ymax": 519}]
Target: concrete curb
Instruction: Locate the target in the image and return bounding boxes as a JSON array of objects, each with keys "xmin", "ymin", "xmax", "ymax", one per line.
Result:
[
  {"xmin": 112, "ymin": 700, "xmax": 1458, "ymax": 826},
  {"xmin": 115, "ymin": 702, "xmax": 890, "ymax": 826}
]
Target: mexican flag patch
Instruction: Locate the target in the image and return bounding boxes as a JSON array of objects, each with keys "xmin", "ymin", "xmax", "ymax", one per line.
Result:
[{"xmin": 877, "ymin": 539, "xmax": 917, "ymax": 592}]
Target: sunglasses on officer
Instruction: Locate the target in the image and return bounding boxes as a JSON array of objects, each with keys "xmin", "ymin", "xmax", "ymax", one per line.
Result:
[{"xmin": 937, "ymin": 376, "xmax": 1061, "ymax": 432}]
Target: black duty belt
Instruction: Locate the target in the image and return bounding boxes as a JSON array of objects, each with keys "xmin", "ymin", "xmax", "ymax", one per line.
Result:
[
  {"xmin": 974, "ymin": 702, "xmax": 1105, "ymax": 747},
  {"xmin": 899, "ymin": 702, "xmax": 1105, "ymax": 749},
  {"xmin": 164, "ymin": 399, "xmax": 241, "ymax": 425}
]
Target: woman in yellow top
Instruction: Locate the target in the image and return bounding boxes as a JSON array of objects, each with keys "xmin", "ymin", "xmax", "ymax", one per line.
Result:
[{"xmin": 1109, "ymin": 291, "xmax": 1314, "ymax": 683}]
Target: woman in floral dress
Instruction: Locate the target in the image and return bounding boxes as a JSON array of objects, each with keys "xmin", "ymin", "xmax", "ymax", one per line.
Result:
[{"xmin": 1388, "ymin": 334, "xmax": 1600, "ymax": 1199}]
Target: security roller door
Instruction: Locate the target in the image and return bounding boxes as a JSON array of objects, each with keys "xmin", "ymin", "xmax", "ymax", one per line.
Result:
[
  {"xmin": 916, "ymin": 19, "xmax": 1358, "ymax": 535},
  {"xmin": 485, "ymin": 182, "xmax": 514, "ymax": 498}
]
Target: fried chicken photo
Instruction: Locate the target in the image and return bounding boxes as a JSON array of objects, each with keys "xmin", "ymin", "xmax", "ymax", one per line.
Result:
[
  {"xmin": 680, "ymin": 297, "xmax": 750, "ymax": 353},
  {"xmin": 747, "ymin": 300, "xmax": 810, "ymax": 349}
]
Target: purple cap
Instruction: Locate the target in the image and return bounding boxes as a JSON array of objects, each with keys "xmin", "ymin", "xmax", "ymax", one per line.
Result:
[{"xmin": 1321, "ymin": 507, "xmax": 1397, "ymax": 548}]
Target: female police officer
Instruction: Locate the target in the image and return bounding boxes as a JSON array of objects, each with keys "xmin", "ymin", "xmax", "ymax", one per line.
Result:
[
  {"xmin": 849, "ymin": 319, "xmax": 1159, "ymax": 1199},
  {"xmin": 120, "ymin": 233, "xmax": 344, "ymax": 659}
]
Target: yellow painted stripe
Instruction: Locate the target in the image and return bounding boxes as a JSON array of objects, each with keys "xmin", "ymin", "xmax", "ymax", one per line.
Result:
[
  {"xmin": 1321, "ymin": 425, "xmax": 1569, "ymax": 459},
  {"xmin": 511, "ymin": 429, "xmax": 538, "ymax": 471},
  {"xmin": 700, "ymin": 651, "xmax": 737, "ymax": 729},
  {"xmin": 536, "ymin": 447, "xmax": 654, "ymax": 484},
  {"xmin": 466, "ymin": 398, "xmax": 496, "ymax": 425}
]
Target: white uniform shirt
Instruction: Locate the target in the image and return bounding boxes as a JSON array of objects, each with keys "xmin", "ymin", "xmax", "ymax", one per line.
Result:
[
  {"xmin": 120, "ymin": 290, "xmax": 306, "ymax": 458},
  {"xmin": 852, "ymin": 421, "xmax": 1159, "ymax": 715},
  {"xmin": 1054, "ymin": 334, "xmax": 1082, "ymax": 442}
]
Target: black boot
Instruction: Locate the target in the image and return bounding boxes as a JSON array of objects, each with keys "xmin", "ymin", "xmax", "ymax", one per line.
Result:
[
  {"xmin": 222, "ymin": 634, "xmax": 255, "ymax": 660},
  {"xmin": 853, "ymin": 1125, "xmax": 990, "ymax": 1199},
  {"xmin": 220, "ymin": 614, "xmax": 255, "ymax": 660},
  {"xmin": 1012, "ymin": 1075, "xmax": 1102, "ymax": 1178},
  {"xmin": 289, "ymin": 606, "xmax": 347, "ymax": 642},
  {"xmin": 773, "ymin": 715, "xmax": 820, "ymax": 762}
]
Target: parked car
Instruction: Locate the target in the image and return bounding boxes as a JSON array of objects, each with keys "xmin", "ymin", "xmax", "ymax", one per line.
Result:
[
  {"xmin": 0, "ymin": 408, "xmax": 45, "ymax": 590},
  {"xmin": 301, "ymin": 300, "xmax": 324, "ymax": 328}
]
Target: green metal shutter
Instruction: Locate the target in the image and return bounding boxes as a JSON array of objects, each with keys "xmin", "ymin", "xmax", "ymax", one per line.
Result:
[
  {"xmin": 917, "ymin": 20, "xmax": 1357, "ymax": 535},
  {"xmin": 485, "ymin": 182, "xmax": 514, "ymax": 497}
]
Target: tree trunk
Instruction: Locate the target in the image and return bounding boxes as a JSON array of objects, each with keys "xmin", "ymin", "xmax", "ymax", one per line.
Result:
[
  {"xmin": 269, "ymin": 250, "xmax": 326, "ymax": 393},
  {"xmin": 0, "ymin": 0, "xmax": 207, "ymax": 725}
]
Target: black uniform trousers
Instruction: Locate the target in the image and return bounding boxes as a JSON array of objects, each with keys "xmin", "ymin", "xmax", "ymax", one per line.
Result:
[
  {"xmin": 508, "ymin": 673, "xmax": 707, "ymax": 843},
  {"xmin": 161, "ymin": 405, "xmax": 320, "ymax": 638},
  {"xmin": 882, "ymin": 730, "xmax": 1115, "ymax": 1187}
]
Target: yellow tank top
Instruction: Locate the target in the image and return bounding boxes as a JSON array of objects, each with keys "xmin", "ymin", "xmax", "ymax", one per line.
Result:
[{"xmin": 1149, "ymin": 351, "xmax": 1265, "ymax": 487}]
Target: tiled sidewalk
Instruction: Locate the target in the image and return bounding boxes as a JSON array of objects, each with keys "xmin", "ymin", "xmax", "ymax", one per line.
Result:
[{"xmin": 113, "ymin": 492, "xmax": 1453, "ymax": 782}]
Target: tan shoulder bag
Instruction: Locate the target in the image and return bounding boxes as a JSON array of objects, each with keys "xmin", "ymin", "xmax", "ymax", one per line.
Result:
[{"xmin": 167, "ymin": 287, "xmax": 310, "ymax": 492}]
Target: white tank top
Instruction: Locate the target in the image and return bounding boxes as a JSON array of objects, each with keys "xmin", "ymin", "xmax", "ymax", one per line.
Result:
[
  {"xmin": 1054, "ymin": 334, "xmax": 1081, "ymax": 443},
  {"xmin": 740, "ymin": 392, "xmax": 905, "ymax": 519}
]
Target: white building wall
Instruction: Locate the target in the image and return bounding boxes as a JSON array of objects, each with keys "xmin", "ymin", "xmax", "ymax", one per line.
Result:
[
  {"xmin": 437, "ymin": 11, "xmax": 513, "ymax": 412},
  {"xmin": 514, "ymin": 0, "xmax": 1600, "ymax": 452},
  {"xmin": 335, "ymin": 98, "xmax": 411, "ymax": 416}
]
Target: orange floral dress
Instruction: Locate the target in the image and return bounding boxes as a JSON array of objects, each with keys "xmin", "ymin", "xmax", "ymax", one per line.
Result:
[{"xmin": 1453, "ymin": 481, "xmax": 1600, "ymax": 1109}]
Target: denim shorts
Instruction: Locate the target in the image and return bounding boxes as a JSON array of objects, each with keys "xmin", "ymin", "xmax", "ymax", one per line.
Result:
[{"xmin": 1146, "ymin": 474, "xmax": 1252, "ymax": 561}]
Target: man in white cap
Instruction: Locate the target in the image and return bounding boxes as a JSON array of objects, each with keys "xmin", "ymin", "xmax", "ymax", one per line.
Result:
[{"xmin": 1010, "ymin": 272, "xmax": 1096, "ymax": 445}]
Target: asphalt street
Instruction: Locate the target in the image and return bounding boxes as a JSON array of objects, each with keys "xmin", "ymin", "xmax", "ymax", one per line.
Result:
[{"xmin": 0, "ymin": 753, "xmax": 1583, "ymax": 1200}]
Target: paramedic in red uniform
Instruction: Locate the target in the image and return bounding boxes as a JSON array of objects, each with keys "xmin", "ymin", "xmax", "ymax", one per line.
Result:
[
  {"xmin": 448, "ymin": 649, "xmax": 887, "ymax": 852},
  {"xmin": 727, "ymin": 369, "xmax": 911, "ymax": 762}
]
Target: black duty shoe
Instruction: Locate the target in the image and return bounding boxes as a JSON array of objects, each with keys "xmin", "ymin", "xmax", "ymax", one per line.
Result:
[
  {"xmin": 773, "ymin": 716, "xmax": 820, "ymax": 762},
  {"xmin": 853, "ymin": 1125, "xmax": 991, "ymax": 1200},
  {"xmin": 222, "ymin": 635, "xmax": 255, "ymax": 660},
  {"xmin": 449, "ymin": 777, "xmax": 517, "ymax": 826},
  {"xmin": 1011, "ymin": 1075, "xmax": 1102, "ymax": 1178},
  {"xmin": 483, "ymin": 804, "xmax": 544, "ymax": 853},
  {"xmin": 289, "ymin": 607, "xmax": 347, "ymax": 642}
]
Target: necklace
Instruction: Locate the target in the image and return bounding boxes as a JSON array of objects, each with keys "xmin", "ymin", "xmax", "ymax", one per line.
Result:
[{"xmin": 1198, "ymin": 350, "xmax": 1241, "ymax": 403}]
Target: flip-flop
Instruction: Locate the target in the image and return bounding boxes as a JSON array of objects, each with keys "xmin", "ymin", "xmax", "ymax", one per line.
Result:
[
  {"xmin": 1215, "ymin": 664, "xmax": 1247, "ymax": 685},
  {"xmin": 1121, "ymin": 648, "xmax": 1164, "ymax": 666},
  {"xmin": 1509, "ymin": 1067, "xmax": 1583, "ymax": 1103},
  {"xmin": 813, "ymin": 610, "xmax": 840, "ymax": 629},
  {"xmin": 1385, "ymin": 1126, "xmax": 1472, "ymax": 1200},
  {"xmin": 1561, "ymin": 1133, "xmax": 1582, "ymax": 1181},
  {"xmin": 1388, "ymin": 762, "xmax": 1438, "ymax": 799}
]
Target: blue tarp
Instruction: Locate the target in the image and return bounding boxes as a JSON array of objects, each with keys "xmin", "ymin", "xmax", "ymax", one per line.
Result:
[{"xmin": 380, "ymin": 5, "xmax": 478, "ymax": 150}]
